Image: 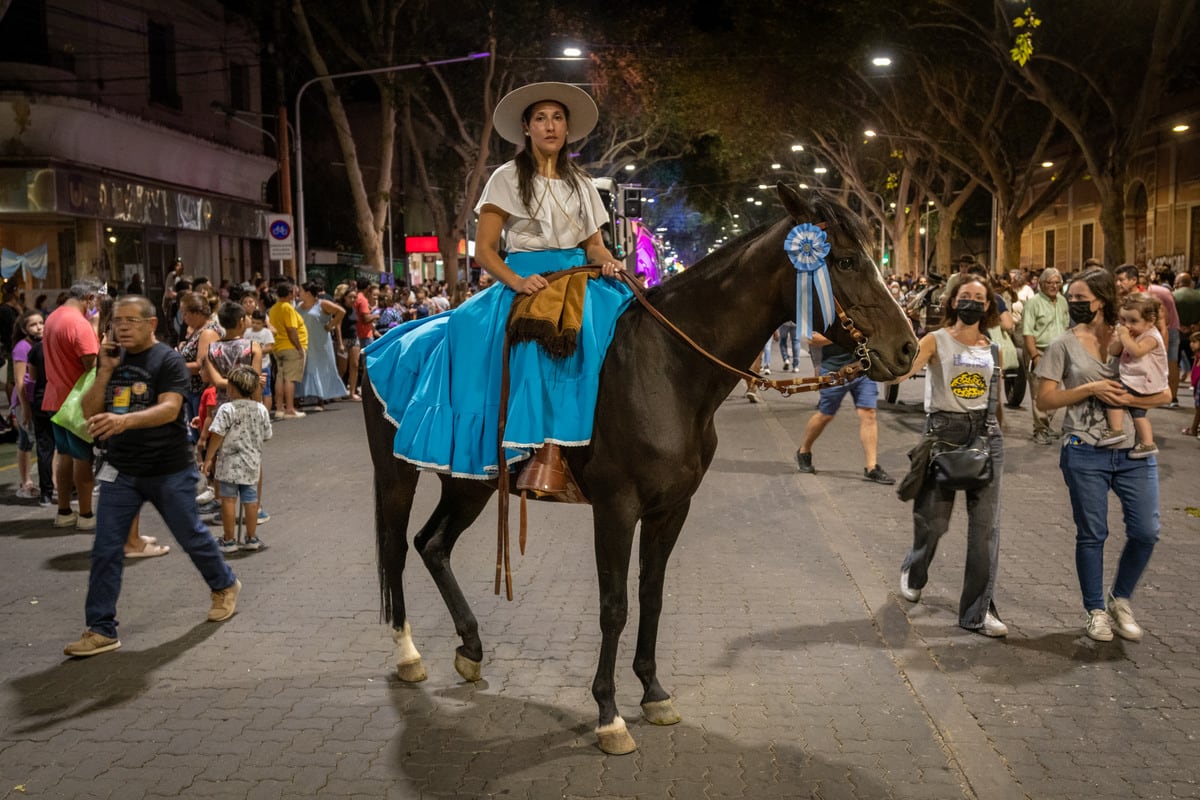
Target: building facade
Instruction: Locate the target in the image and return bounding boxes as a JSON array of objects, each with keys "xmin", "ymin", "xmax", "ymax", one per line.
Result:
[
  {"xmin": 0, "ymin": 0, "xmax": 276, "ymax": 304},
  {"xmin": 1013, "ymin": 112, "xmax": 1200, "ymax": 276}
]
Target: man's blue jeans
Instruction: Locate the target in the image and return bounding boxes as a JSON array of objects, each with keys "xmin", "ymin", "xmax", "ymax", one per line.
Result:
[
  {"xmin": 1059, "ymin": 439, "xmax": 1159, "ymax": 613},
  {"xmin": 86, "ymin": 465, "xmax": 235, "ymax": 638}
]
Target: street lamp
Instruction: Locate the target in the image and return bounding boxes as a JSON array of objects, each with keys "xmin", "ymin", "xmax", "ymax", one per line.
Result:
[{"xmin": 293, "ymin": 51, "xmax": 490, "ymax": 282}]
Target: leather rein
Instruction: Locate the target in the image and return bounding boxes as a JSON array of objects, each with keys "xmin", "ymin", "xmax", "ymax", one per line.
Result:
[
  {"xmin": 557, "ymin": 265, "xmax": 875, "ymax": 392},
  {"xmin": 493, "ymin": 263, "xmax": 874, "ymax": 599}
]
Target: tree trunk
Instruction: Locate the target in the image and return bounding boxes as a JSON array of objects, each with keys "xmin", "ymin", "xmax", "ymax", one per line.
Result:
[
  {"xmin": 1000, "ymin": 218, "xmax": 1023, "ymax": 273},
  {"xmin": 1097, "ymin": 178, "xmax": 1127, "ymax": 267}
]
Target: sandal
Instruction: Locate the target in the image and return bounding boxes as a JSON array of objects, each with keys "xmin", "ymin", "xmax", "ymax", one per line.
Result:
[
  {"xmin": 1182, "ymin": 427, "xmax": 1198, "ymax": 436},
  {"xmin": 126, "ymin": 543, "xmax": 170, "ymax": 558}
]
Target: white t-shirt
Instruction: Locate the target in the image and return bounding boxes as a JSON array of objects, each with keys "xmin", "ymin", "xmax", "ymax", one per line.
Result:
[
  {"xmin": 210, "ymin": 398, "xmax": 273, "ymax": 485},
  {"xmin": 474, "ymin": 161, "xmax": 608, "ymax": 253}
]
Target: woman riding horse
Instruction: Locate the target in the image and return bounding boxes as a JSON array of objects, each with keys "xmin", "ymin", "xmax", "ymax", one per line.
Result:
[{"xmin": 364, "ymin": 82, "xmax": 631, "ymax": 487}]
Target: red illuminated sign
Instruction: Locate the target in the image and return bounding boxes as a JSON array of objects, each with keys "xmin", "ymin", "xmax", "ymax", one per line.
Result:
[{"xmin": 406, "ymin": 236, "xmax": 439, "ymax": 253}]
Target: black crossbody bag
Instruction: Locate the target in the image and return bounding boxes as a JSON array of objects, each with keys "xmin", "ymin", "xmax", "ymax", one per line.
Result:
[{"xmin": 927, "ymin": 343, "xmax": 1000, "ymax": 491}]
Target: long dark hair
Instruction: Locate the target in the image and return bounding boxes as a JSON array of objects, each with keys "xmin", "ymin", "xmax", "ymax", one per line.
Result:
[
  {"xmin": 1069, "ymin": 267, "xmax": 1119, "ymax": 326},
  {"xmin": 514, "ymin": 100, "xmax": 591, "ymax": 214}
]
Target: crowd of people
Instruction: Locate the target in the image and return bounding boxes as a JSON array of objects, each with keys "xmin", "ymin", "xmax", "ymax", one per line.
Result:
[
  {"xmin": 0, "ymin": 262, "xmax": 475, "ymax": 657},
  {"xmin": 783, "ymin": 256, "xmax": 1196, "ymax": 643}
]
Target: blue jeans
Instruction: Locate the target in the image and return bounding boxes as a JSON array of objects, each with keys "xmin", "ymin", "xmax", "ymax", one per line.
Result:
[
  {"xmin": 778, "ymin": 323, "xmax": 799, "ymax": 365},
  {"xmin": 1059, "ymin": 438, "xmax": 1159, "ymax": 612},
  {"xmin": 86, "ymin": 465, "xmax": 236, "ymax": 638}
]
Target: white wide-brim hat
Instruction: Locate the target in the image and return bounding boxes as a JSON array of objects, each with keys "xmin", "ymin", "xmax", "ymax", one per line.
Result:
[{"xmin": 493, "ymin": 81, "xmax": 598, "ymax": 146}]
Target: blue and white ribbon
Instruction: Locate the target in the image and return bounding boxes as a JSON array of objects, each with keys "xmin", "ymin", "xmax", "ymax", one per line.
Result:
[{"xmin": 784, "ymin": 223, "xmax": 832, "ymax": 342}]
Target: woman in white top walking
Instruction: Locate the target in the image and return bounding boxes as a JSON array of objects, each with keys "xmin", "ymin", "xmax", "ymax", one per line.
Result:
[{"xmin": 893, "ymin": 273, "xmax": 1008, "ymax": 637}]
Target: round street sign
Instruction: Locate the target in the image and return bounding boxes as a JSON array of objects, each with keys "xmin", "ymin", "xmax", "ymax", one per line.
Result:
[{"xmin": 270, "ymin": 219, "xmax": 292, "ymax": 241}]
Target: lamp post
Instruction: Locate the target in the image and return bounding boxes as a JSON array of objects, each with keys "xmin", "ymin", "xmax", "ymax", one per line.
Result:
[
  {"xmin": 293, "ymin": 52, "xmax": 490, "ymax": 282},
  {"xmin": 212, "ymin": 101, "xmax": 298, "ymax": 278}
]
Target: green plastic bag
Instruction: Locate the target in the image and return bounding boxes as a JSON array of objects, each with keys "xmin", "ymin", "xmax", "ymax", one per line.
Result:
[{"xmin": 51, "ymin": 368, "xmax": 96, "ymax": 444}]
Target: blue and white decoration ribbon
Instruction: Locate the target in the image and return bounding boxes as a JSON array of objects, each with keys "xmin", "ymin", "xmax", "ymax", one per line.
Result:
[
  {"xmin": 1, "ymin": 244, "xmax": 48, "ymax": 281},
  {"xmin": 784, "ymin": 223, "xmax": 833, "ymax": 342}
]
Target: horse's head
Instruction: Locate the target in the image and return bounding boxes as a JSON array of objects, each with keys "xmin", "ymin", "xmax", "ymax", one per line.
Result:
[{"xmin": 777, "ymin": 183, "xmax": 917, "ymax": 380}]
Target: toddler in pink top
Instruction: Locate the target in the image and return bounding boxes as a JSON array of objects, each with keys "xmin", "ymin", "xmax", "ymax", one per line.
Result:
[{"xmin": 1098, "ymin": 293, "xmax": 1167, "ymax": 458}]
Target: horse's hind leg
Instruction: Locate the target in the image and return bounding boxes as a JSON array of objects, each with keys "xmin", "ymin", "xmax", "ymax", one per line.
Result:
[
  {"xmin": 374, "ymin": 458, "xmax": 426, "ymax": 682},
  {"xmin": 362, "ymin": 368, "xmax": 427, "ymax": 683},
  {"xmin": 634, "ymin": 501, "xmax": 688, "ymax": 727},
  {"xmin": 415, "ymin": 475, "xmax": 494, "ymax": 682}
]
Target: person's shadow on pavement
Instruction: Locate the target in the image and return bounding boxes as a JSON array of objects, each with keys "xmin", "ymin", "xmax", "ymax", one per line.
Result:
[{"xmin": 7, "ymin": 623, "xmax": 220, "ymax": 734}]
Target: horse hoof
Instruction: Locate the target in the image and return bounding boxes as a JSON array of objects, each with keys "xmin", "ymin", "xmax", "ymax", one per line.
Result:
[
  {"xmin": 641, "ymin": 699, "xmax": 681, "ymax": 726},
  {"xmin": 392, "ymin": 623, "xmax": 426, "ymax": 682},
  {"xmin": 454, "ymin": 652, "xmax": 482, "ymax": 683},
  {"xmin": 396, "ymin": 658, "xmax": 427, "ymax": 683},
  {"xmin": 595, "ymin": 716, "xmax": 638, "ymax": 755}
]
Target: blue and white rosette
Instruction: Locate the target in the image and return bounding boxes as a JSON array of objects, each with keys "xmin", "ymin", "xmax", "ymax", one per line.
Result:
[{"xmin": 784, "ymin": 223, "xmax": 833, "ymax": 342}]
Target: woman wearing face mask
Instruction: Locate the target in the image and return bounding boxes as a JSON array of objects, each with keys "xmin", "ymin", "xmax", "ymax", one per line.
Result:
[
  {"xmin": 892, "ymin": 273, "xmax": 1008, "ymax": 637},
  {"xmin": 1035, "ymin": 267, "xmax": 1168, "ymax": 643}
]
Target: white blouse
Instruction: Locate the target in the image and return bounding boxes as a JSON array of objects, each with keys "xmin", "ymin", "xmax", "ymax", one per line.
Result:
[{"xmin": 474, "ymin": 161, "xmax": 608, "ymax": 253}]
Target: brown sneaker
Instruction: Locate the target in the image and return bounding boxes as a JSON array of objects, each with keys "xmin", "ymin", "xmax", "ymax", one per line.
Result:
[
  {"xmin": 64, "ymin": 630, "xmax": 121, "ymax": 657},
  {"xmin": 207, "ymin": 578, "xmax": 242, "ymax": 622}
]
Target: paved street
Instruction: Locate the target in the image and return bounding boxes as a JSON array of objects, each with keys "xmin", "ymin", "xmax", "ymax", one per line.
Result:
[{"xmin": 1, "ymin": 366, "xmax": 1198, "ymax": 799}]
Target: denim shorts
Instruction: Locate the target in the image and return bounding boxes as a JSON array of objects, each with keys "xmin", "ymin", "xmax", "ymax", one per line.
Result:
[
  {"xmin": 816, "ymin": 374, "xmax": 878, "ymax": 416},
  {"xmin": 16, "ymin": 423, "xmax": 33, "ymax": 452},
  {"xmin": 219, "ymin": 481, "xmax": 259, "ymax": 504}
]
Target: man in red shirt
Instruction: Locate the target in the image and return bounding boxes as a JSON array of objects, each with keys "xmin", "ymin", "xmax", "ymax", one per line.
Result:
[{"xmin": 42, "ymin": 278, "xmax": 103, "ymax": 529}]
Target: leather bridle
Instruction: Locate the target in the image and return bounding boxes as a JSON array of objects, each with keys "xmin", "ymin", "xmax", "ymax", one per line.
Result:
[{"xmin": 584, "ymin": 264, "xmax": 874, "ymax": 393}]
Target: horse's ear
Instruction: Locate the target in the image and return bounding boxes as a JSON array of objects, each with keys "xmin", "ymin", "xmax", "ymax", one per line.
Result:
[{"xmin": 777, "ymin": 182, "xmax": 814, "ymax": 221}]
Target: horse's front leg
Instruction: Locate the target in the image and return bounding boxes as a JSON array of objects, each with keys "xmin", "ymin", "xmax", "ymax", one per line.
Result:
[
  {"xmin": 590, "ymin": 502, "xmax": 639, "ymax": 755},
  {"xmin": 415, "ymin": 476, "xmax": 495, "ymax": 682},
  {"xmin": 634, "ymin": 500, "xmax": 689, "ymax": 727}
]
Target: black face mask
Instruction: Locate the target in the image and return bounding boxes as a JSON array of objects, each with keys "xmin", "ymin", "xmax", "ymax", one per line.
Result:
[
  {"xmin": 956, "ymin": 299, "xmax": 986, "ymax": 325},
  {"xmin": 1068, "ymin": 300, "xmax": 1097, "ymax": 326}
]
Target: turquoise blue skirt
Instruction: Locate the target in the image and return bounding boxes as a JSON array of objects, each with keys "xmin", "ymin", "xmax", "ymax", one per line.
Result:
[{"xmin": 364, "ymin": 248, "xmax": 634, "ymax": 478}]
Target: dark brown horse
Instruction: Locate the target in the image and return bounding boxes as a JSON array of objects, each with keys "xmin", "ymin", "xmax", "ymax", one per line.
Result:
[{"xmin": 362, "ymin": 183, "xmax": 918, "ymax": 754}]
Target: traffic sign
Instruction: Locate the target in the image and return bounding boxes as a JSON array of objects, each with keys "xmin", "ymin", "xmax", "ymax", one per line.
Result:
[{"xmin": 267, "ymin": 213, "xmax": 294, "ymax": 261}]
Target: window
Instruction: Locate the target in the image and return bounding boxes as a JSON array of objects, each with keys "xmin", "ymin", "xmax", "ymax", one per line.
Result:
[
  {"xmin": 230, "ymin": 63, "xmax": 251, "ymax": 111},
  {"xmin": 0, "ymin": 0, "xmax": 49, "ymax": 66},
  {"xmin": 148, "ymin": 22, "xmax": 180, "ymax": 108},
  {"xmin": 1045, "ymin": 229, "xmax": 1056, "ymax": 268},
  {"xmin": 1081, "ymin": 223, "xmax": 1094, "ymax": 262}
]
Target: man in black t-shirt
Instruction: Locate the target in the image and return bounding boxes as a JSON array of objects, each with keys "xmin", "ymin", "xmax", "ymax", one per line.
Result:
[{"xmin": 62, "ymin": 295, "xmax": 242, "ymax": 658}]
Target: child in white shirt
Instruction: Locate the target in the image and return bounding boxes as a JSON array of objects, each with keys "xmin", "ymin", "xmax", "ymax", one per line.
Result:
[
  {"xmin": 203, "ymin": 366, "xmax": 273, "ymax": 552},
  {"xmin": 1098, "ymin": 293, "xmax": 1167, "ymax": 459}
]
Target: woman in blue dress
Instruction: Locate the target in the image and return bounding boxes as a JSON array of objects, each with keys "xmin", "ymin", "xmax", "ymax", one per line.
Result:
[
  {"xmin": 296, "ymin": 280, "xmax": 348, "ymax": 410},
  {"xmin": 364, "ymin": 82, "xmax": 633, "ymax": 480}
]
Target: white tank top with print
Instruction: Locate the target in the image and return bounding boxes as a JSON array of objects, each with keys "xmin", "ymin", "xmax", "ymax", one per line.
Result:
[{"xmin": 924, "ymin": 328, "xmax": 994, "ymax": 413}]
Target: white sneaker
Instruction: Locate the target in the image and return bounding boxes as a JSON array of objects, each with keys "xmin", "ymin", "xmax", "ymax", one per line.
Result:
[
  {"xmin": 196, "ymin": 488, "xmax": 215, "ymax": 505},
  {"xmin": 977, "ymin": 611, "xmax": 1008, "ymax": 638},
  {"xmin": 761, "ymin": 366, "xmax": 771, "ymax": 375},
  {"xmin": 53, "ymin": 510, "xmax": 78, "ymax": 528},
  {"xmin": 899, "ymin": 568, "xmax": 921, "ymax": 602},
  {"xmin": 1106, "ymin": 593, "xmax": 1143, "ymax": 641},
  {"xmin": 1086, "ymin": 609, "xmax": 1114, "ymax": 642},
  {"xmin": 75, "ymin": 514, "xmax": 97, "ymax": 531}
]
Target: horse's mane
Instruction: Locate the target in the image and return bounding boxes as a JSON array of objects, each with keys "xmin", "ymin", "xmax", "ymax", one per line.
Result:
[
  {"xmin": 644, "ymin": 192, "xmax": 877, "ymax": 304},
  {"xmin": 643, "ymin": 219, "xmax": 778, "ymax": 303}
]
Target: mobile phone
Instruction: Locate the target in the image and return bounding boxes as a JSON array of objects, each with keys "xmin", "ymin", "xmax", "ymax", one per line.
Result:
[{"xmin": 103, "ymin": 343, "xmax": 121, "ymax": 358}]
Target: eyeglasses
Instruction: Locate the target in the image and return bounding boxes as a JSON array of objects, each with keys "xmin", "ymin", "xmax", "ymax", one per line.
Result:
[{"xmin": 112, "ymin": 317, "xmax": 152, "ymax": 326}]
